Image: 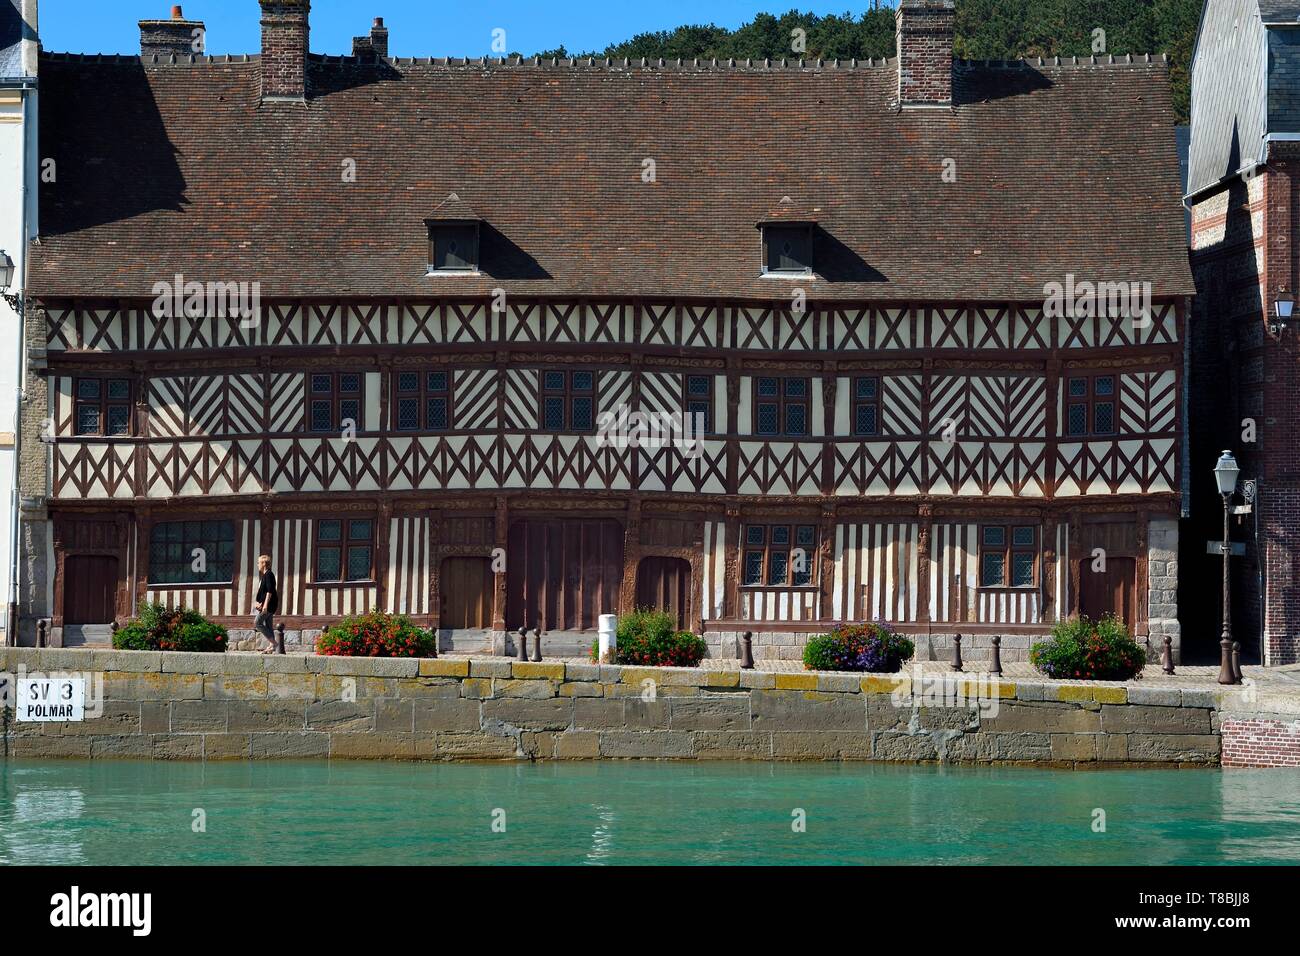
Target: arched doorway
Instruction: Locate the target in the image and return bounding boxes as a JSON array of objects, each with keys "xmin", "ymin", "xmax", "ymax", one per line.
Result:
[{"xmin": 636, "ymin": 556, "xmax": 691, "ymax": 630}]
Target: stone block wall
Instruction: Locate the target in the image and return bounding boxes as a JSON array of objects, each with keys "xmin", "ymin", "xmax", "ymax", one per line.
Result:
[
  {"xmin": 0, "ymin": 646, "xmax": 1236, "ymax": 765},
  {"xmin": 709, "ymin": 629, "xmax": 1047, "ymax": 665}
]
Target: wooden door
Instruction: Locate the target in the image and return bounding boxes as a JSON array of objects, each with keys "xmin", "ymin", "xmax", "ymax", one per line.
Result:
[
  {"xmin": 440, "ymin": 557, "xmax": 494, "ymax": 629},
  {"xmin": 1079, "ymin": 556, "xmax": 1136, "ymax": 633},
  {"xmin": 505, "ymin": 519, "xmax": 623, "ymax": 631},
  {"xmin": 636, "ymin": 556, "xmax": 691, "ymax": 629},
  {"xmin": 64, "ymin": 555, "xmax": 119, "ymax": 625}
]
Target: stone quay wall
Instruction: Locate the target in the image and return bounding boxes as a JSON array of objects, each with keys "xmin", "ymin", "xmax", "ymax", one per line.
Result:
[{"xmin": 0, "ymin": 646, "xmax": 1245, "ymax": 766}]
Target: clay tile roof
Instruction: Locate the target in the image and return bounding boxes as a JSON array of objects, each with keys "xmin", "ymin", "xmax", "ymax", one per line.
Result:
[
  {"xmin": 425, "ymin": 192, "xmax": 480, "ymax": 223},
  {"xmin": 757, "ymin": 197, "xmax": 820, "ymax": 225},
  {"xmin": 27, "ymin": 55, "xmax": 1195, "ymax": 302}
]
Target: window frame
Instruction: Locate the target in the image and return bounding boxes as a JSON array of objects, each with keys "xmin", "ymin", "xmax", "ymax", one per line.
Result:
[
  {"xmin": 427, "ymin": 222, "xmax": 481, "ymax": 274},
  {"xmin": 308, "ymin": 371, "xmax": 366, "ymax": 435},
  {"xmin": 683, "ymin": 373, "xmax": 714, "ymax": 436},
  {"xmin": 392, "ymin": 369, "xmax": 454, "ymax": 433},
  {"xmin": 741, "ymin": 522, "xmax": 819, "ymax": 588},
  {"xmin": 73, "ymin": 376, "xmax": 134, "ymax": 437},
  {"xmin": 147, "ymin": 519, "xmax": 238, "ymax": 587},
  {"xmin": 1064, "ymin": 372, "xmax": 1118, "ymax": 438},
  {"xmin": 760, "ymin": 223, "xmax": 814, "ymax": 276},
  {"xmin": 313, "ymin": 516, "xmax": 376, "ymax": 585},
  {"xmin": 753, "ymin": 376, "xmax": 811, "ymax": 438},
  {"xmin": 538, "ymin": 369, "xmax": 597, "ymax": 434},
  {"xmin": 852, "ymin": 375, "xmax": 880, "ymax": 437},
  {"xmin": 978, "ymin": 524, "xmax": 1039, "ymax": 589}
]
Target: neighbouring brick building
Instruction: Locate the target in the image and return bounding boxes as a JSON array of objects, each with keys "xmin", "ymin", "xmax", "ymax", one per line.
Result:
[
  {"xmin": 11, "ymin": 0, "xmax": 1193, "ymax": 661},
  {"xmin": 1187, "ymin": 0, "xmax": 1300, "ymax": 665}
]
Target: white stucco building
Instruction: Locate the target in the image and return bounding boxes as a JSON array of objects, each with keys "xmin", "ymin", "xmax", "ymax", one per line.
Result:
[{"xmin": 1, "ymin": 0, "xmax": 39, "ymax": 640}]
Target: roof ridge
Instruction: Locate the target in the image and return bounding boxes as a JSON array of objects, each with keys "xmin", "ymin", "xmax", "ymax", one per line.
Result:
[{"xmin": 41, "ymin": 50, "xmax": 1171, "ymax": 71}]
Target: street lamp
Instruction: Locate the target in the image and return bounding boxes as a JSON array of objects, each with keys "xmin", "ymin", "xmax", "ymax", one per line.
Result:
[
  {"xmin": 0, "ymin": 249, "xmax": 20, "ymax": 313},
  {"xmin": 1214, "ymin": 450, "xmax": 1241, "ymax": 685}
]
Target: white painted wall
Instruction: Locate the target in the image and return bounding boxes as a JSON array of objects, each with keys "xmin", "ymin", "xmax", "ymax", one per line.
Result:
[{"xmin": 0, "ymin": 0, "xmax": 40, "ymax": 634}]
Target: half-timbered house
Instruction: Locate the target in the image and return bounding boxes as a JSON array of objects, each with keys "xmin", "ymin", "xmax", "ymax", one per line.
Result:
[{"xmin": 13, "ymin": 0, "xmax": 1193, "ymax": 660}]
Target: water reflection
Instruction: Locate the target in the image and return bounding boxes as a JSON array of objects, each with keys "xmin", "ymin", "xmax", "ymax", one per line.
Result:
[
  {"xmin": 0, "ymin": 767, "xmax": 86, "ymax": 865},
  {"xmin": 1, "ymin": 760, "xmax": 1299, "ymax": 865}
]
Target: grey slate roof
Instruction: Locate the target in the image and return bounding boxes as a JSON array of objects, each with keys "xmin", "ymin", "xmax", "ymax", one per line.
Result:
[
  {"xmin": 0, "ymin": 0, "xmax": 25, "ymax": 81},
  {"xmin": 1258, "ymin": 0, "xmax": 1300, "ymax": 21}
]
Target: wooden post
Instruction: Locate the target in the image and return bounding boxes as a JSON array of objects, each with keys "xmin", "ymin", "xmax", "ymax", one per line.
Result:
[{"xmin": 492, "ymin": 497, "xmax": 508, "ymax": 636}]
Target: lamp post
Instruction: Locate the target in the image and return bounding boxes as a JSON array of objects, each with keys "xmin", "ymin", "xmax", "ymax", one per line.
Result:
[{"xmin": 1214, "ymin": 450, "xmax": 1241, "ymax": 685}]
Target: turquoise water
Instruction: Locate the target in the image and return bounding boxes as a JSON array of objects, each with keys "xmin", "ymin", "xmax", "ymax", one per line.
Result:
[{"xmin": 1, "ymin": 760, "xmax": 1298, "ymax": 865}]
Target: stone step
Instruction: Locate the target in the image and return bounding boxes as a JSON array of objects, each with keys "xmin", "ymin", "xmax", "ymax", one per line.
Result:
[{"xmin": 63, "ymin": 624, "xmax": 114, "ymax": 648}]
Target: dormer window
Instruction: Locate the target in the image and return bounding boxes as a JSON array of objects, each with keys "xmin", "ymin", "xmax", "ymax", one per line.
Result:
[
  {"xmin": 425, "ymin": 192, "xmax": 482, "ymax": 275},
  {"xmin": 430, "ymin": 224, "xmax": 479, "ymax": 272},
  {"xmin": 763, "ymin": 226, "xmax": 812, "ymax": 275},
  {"xmin": 757, "ymin": 196, "xmax": 818, "ymax": 278}
]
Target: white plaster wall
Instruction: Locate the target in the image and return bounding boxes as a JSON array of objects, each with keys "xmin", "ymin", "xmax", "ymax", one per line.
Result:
[{"xmin": 0, "ymin": 0, "xmax": 40, "ymax": 632}]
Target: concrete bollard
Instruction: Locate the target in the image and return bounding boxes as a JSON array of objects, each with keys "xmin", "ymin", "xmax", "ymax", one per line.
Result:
[
  {"xmin": 951, "ymin": 633, "xmax": 963, "ymax": 673},
  {"xmin": 598, "ymin": 613, "xmax": 617, "ymax": 664}
]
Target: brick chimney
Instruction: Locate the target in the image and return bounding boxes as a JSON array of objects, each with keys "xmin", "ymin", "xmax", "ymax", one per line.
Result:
[
  {"xmin": 139, "ymin": 5, "xmax": 206, "ymax": 58},
  {"xmin": 260, "ymin": 0, "xmax": 311, "ymax": 101},
  {"xmin": 352, "ymin": 17, "xmax": 390, "ymax": 61},
  {"xmin": 896, "ymin": 0, "xmax": 955, "ymax": 108}
]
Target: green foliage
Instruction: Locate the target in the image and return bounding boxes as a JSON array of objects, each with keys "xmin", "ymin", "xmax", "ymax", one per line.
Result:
[
  {"xmin": 531, "ymin": 3, "xmax": 1199, "ymax": 121},
  {"xmin": 803, "ymin": 621, "xmax": 914, "ymax": 672},
  {"xmin": 1030, "ymin": 614, "xmax": 1146, "ymax": 681},
  {"xmin": 111, "ymin": 601, "xmax": 228, "ymax": 653},
  {"xmin": 588, "ymin": 609, "xmax": 709, "ymax": 667},
  {"xmin": 316, "ymin": 611, "xmax": 438, "ymax": 658}
]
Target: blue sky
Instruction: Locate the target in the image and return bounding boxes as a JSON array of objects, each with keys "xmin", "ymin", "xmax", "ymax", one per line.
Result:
[{"xmin": 40, "ymin": 1, "xmax": 885, "ymax": 58}]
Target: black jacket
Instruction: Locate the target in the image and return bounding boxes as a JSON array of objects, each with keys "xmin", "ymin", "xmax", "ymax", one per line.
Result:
[{"xmin": 256, "ymin": 570, "xmax": 279, "ymax": 615}]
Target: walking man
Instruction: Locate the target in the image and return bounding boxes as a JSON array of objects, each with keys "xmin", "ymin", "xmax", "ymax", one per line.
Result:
[{"xmin": 254, "ymin": 554, "xmax": 282, "ymax": 654}]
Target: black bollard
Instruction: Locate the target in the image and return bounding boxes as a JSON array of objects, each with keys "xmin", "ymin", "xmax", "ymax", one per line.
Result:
[
  {"xmin": 1231, "ymin": 641, "xmax": 1243, "ymax": 685},
  {"xmin": 952, "ymin": 633, "xmax": 964, "ymax": 673},
  {"xmin": 740, "ymin": 631, "xmax": 754, "ymax": 670},
  {"xmin": 1161, "ymin": 635, "xmax": 1175, "ymax": 675},
  {"xmin": 36, "ymin": 618, "xmax": 47, "ymax": 648},
  {"xmin": 531, "ymin": 627, "xmax": 543, "ymax": 663},
  {"xmin": 275, "ymin": 621, "xmax": 286, "ymax": 655},
  {"xmin": 516, "ymin": 625, "xmax": 529, "ymax": 662},
  {"xmin": 990, "ymin": 635, "xmax": 1003, "ymax": 676},
  {"xmin": 110, "ymin": 620, "xmax": 119, "ymax": 636}
]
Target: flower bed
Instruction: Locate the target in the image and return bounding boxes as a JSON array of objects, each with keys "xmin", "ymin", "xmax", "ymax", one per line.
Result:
[
  {"xmin": 1030, "ymin": 614, "xmax": 1145, "ymax": 681},
  {"xmin": 315, "ymin": 611, "xmax": 438, "ymax": 658},
  {"xmin": 589, "ymin": 609, "xmax": 708, "ymax": 667},
  {"xmin": 112, "ymin": 602, "xmax": 228, "ymax": 653},
  {"xmin": 802, "ymin": 622, "xmax": 913, "ymax": 673}
]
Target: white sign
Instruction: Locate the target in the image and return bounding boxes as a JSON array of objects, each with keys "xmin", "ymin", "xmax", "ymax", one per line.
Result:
[{"xmin": 17, "ymin": 677, "xmax": 85, "ymax": 721}]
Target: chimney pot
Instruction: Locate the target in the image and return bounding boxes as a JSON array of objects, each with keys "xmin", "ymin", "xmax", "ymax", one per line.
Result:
[
  {"xmin": 353, "ymin": 13, "xmax": 389, "ymax": 61},
  {"xmin": 896, "ymin": 0, "xmax": 955, "ymax": 108},
  {"xmin": 140, "ymin": 6, "xmax": 205, "ymax": 58}
]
